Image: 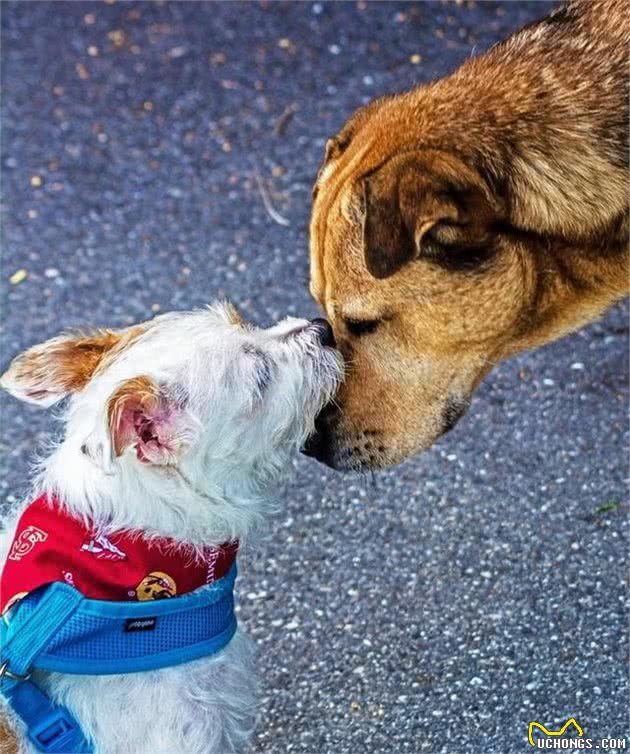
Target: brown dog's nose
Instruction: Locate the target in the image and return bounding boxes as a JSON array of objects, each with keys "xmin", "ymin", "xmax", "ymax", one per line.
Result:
[{"xmin": 310, "ymin": 318, "xmax": 336, "ymax": 348}]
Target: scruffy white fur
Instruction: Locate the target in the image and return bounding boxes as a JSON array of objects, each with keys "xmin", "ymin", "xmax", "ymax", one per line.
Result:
[{"xmin": 0, "ymin": 303, "xmax": 342, "ymax": 754}]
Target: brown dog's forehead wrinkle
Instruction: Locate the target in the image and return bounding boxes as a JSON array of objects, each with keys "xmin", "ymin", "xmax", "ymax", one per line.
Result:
[
  {"xmin": 313, "ymin": 128, "xmax": 462, "ymax": 316},
  {"xmin": 314, "ymin": 136, "xmax": 382, "ymax": 311}
]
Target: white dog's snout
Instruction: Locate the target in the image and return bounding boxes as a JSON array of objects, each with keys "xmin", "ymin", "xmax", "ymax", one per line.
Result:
[
  {"xmin": 281, "ymin": 324, "xmax": 310, "ymax": 340},
  {"xmin": 266, "ymin": 317, "xmax": 310, "ymax": 340},
  {"xmin": 268, "ymin": 318, "xmax": 336, "ymax": 348}
]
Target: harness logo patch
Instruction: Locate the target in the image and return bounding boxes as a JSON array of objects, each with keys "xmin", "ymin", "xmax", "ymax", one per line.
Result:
[
  {"xmin": 8, "ymin": 526, "xmax": 48, "ymax": 561},
  {"xmin": 124, "ymin": 617, "xmax": 157, "ymax": 632}
]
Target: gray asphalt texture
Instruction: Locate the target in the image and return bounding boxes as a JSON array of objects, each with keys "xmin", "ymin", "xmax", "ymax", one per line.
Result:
[{"xmin": 1, "ymin": 2, "xmax": 628, "ymax": 753}]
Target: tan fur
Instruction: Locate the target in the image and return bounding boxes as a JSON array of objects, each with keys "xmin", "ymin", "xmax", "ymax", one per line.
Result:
[
  {"xmin": 223, "ymin": 302, "xmax": 245, "ymax": 327},
  {"xmin": 1, "ymin": 326, "xmax": 145, "ymax": 405},
  {"xmin": 0, "ymin": 718, "xmax": 17, "ymax": 754},
  {"xmin": 308, "ymin": 0, "xmax": 629, "ymax": 469}
]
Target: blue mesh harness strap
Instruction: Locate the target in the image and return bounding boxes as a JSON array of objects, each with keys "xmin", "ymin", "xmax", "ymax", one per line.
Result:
[
  {"xmin": 1, "ymin": 586, "xmax": 88, "ymax": 753},
  {"xmin": 0, "ymin": 563, "xmax": 237, "ymax": 753}
]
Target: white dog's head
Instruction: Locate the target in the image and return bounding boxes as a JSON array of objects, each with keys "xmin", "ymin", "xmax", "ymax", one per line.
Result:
[{"xmin": 1, "ymin": 304, "xmax": 343, "ymax": 540}]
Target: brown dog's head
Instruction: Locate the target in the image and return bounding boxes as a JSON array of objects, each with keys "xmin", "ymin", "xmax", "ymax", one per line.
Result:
[
  {"xmin": 306, "ymin": 89, "xmax": 621, "ymax": 470},
  {"xmin": 305, "ymin": 2, "xmax": 629, "ymax": 471},
  {"xmin": 307, "ymin": 99, "xmax": 519, "ymax": 469}
]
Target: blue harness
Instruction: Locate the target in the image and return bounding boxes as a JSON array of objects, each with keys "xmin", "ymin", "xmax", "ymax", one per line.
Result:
[{"xmin": 0, "ymin": 563, "xmax": 237, "ymax": 753}]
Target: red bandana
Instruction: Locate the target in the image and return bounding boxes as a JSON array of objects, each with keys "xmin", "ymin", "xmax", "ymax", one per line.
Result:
[{"xmin": 0, "ymin": 494, "xmax": 238, "ymax": 614}]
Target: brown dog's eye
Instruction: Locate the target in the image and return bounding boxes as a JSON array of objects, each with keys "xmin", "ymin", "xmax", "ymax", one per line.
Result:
[{"xmin": 344, "ymin": 318, "xmax": 381, "ymax": 337}]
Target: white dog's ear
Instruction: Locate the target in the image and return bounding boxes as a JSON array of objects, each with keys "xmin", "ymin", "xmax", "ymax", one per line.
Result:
[
  {"xmin": 107, "ymin": 377, "xmax": 194, "ymax": 465},
  {"xmin": 0, "ymin": 330, "xmax": 126, "ymax": 407}
]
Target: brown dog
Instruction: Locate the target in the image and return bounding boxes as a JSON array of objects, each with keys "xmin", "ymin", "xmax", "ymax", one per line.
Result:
[{"xmin": 307, "ymin": 0, "xmax": 629, "ymax": 470}]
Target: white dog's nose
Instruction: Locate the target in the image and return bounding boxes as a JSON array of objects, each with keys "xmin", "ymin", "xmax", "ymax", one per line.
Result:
[{"xmin": 310, "ymin": 318, "xmax": 336, "ymax": 348}]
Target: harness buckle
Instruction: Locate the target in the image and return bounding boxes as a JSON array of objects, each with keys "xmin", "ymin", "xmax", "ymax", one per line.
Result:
[
  {"xmin": 0, "ymin": 660, "xmax": 31, "ymax": 682},
  {"xmin": 30, "ymin": 708, "xmax": 89, "ymax": 753}
]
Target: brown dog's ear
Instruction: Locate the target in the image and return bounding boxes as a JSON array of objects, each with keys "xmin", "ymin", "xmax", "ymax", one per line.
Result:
[
  {"xmin": 362, "ymin": 152, "xmax": 500, "ymax": 279},
  {"xmin": 362, "ymin": 169, "xmax": 432, "ymax": 279},
  {"xmin": 0, "ymin": 330, "xmax": 125, "ymax": 407}
]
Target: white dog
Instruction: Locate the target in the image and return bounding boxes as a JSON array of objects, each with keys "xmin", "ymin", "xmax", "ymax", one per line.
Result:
[{"xmin": 0, "ymin": 304, "xmax": 342, "ymax": 754}]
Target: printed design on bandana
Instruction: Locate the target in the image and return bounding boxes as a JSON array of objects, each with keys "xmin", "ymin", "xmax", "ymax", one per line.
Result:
[
  {"xmin": 0, "ymin": 494, "xmax": 238, "ymax": 614},
  {"xmin": 81, "ymin": 535, "xmax": 127, "ymax": 561},
  {"xmin": 206, "ymin": 549, "xmax": 220, "ymax": 584},
  {"xmin": 134, "ymin": 571, "xmax": 177, "ymax": 600},
  {"xmin": 8, "ymin": 526, "xmax": 48, "ymax": 561}
]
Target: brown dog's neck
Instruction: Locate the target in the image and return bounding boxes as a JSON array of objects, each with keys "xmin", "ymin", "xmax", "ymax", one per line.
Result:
[{"xmin": 502, "ymin": 227, "xmax": 628, "ymax": 358}]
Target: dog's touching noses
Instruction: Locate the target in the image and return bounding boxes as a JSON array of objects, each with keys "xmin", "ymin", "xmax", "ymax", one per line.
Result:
[
  {"xmin": 300, "ymin": 319, "xmax": 340, "ymax": 464},
  {"xmin": 309, "ymin": 318, "xmax": 336, "ymax": 349}
]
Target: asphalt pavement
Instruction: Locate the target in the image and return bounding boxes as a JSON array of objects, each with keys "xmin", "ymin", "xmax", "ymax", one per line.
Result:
[{"xmin": 1, "ymin": 2, "xmax": 628, "ymax": 753}]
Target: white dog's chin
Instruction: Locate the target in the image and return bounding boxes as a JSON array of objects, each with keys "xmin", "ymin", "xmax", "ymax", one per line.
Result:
[{"xmin": 0, "ymin": 303, "xmax": 343, "ymax": 754}]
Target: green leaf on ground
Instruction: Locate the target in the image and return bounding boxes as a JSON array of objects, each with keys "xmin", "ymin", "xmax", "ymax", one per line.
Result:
[{"xmin": 595, "ymin": 501, "xmax": 621, "ymax": 515}]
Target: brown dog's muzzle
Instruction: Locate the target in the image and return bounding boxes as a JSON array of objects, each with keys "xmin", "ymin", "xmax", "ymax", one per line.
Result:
[{"xmin": 303, "ymin": 394, "xmax": 470, "ymax": 471}]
